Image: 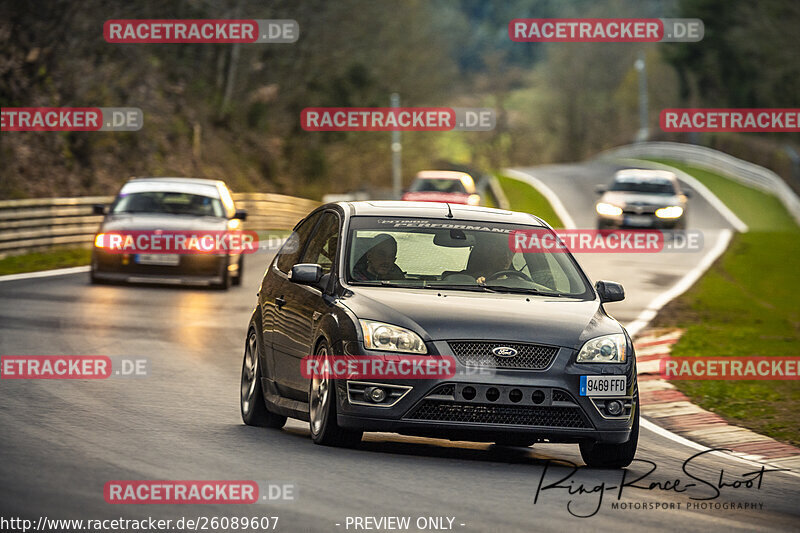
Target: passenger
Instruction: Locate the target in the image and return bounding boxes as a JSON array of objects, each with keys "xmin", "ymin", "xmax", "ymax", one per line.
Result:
[{"xmin": 352, "ymin": 234, "xmax": 405, "ymax": 281}]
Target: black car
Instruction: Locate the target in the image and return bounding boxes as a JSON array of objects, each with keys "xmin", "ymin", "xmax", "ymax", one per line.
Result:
[
  {"xmin": 240, "ymin": 201, "xmax": 639, "ymax": 468},
  {"xmin": 595, "ymin": 169, "xmax": 689, "ymax": 229},
  {"xmin": 90, "ymin": 177, "xmax": 247, "ymax": 289}
]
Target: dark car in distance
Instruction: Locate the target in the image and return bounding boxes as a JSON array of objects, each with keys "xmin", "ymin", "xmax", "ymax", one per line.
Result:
[
  {"xmin": 90, "ymin": 177, "xmax": 247, "ymax": 289},
  {"xmin": 240, "ymin": 201, "xmax": 639, "ymax": 468},
  {"xmin": 595, "ymin": 169, "xmax": 690, "ymax": 230}
]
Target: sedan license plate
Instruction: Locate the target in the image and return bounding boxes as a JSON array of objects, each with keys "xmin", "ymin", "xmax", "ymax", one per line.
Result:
[
  {"xmin": 624, "ymin": 214, "xmax": 652, "ymax": 226},
  {"xmin": 135, "ymin": 254, "xmax": 180, "ymax": 266},
  {"xmin": 580, "ymin": 375, "xmax": 626, "ymax": 397}
]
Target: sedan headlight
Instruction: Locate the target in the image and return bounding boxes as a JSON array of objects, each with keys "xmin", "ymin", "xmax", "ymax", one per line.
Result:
[
  {"xmin": 359, "ymin": 320, "xmax": 427, "ymax": 354},
  {"xmin": 596, "ymin": 203, "xmax": 623, "ymax": 216},
  {"xmin": 655, "ymin": 206, "xmax": 684, "ymax": 219},
  {"xmin": 576, "ymin": 334, "xmax": 626, "ymax": 363}
]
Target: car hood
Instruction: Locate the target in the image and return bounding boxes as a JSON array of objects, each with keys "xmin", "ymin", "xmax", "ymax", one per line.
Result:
[
  {"xmin": 101, "ymin": 214, "xmax": 229, "ymax": 232},
  {"xmin": 341, "ymin": 287, "xmax": 622, "ymax": 349},
  {"xmin": 601, "ymin": 191, "xmax": 683, "ymax": 208}
]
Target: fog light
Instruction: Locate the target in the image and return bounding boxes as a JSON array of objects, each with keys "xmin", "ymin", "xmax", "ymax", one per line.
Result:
[
  {"xmin": 531, "ymin": 390, "xmax": 545, "ymax": 404},
  {"xmin": 486, "ymin": 387, "xmax": 500, "ymax": 402},
  {"xmin": 606, "ymin": 400, "xmax": 623, "ymax": 416},
  {"xmin": 365, "ymin": 387, "xmax": 387, "ymax": 403},
  {"xmin": 462, "ymin": 386, "xmax": 476, "ymax": 400}
]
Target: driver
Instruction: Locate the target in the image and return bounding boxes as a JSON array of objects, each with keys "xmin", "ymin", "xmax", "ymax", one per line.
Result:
[
  {"xmin": 464, "ymin": 237, "xmax": 515, "ymax": 285},
  {"xmin": 352, "ymin": 234, "xmax": 406, "ymax": 281}
]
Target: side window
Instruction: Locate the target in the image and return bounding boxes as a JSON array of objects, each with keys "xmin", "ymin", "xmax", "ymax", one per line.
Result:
[
  {"xmin": 300, "ymin": 212, "xmax": 340, "ymax": 275},
  {"xmin": 276, "ymin": 212, "xmax": 322, "ymax": 273}
]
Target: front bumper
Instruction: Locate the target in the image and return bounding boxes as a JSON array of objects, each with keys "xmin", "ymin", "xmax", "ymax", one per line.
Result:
[
  {"xmin": 91, "ymin": 249, "xmax": 231, "ymax": 285},
  {"xmin": 597, "ymin": 212, "xmax": 683, "ymax": 229},
  {"xmin": 334, "ymin": 340, "xmax": 637, "ymax": 445}
]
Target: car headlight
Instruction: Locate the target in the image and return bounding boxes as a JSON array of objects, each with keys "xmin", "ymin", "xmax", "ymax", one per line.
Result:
[
  {"xmin": 655, "ymin": 206, "xmax": 684, "ymax": 219},
  {"xmin": 576, "ymin": 334, "xmax": 626, "ymax": 363},
  {"xmin": 359, "ymin": 320, "xmax": 427, "ymax": 354},
  {"xmin": 467, "ymin": 194, "xmax": 481, "ymax": 206},
  {"xmin": 596, "ymin": 203, "xmax": 623, "ymax": 216}
]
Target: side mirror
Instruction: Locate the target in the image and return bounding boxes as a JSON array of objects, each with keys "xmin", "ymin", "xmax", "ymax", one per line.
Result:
[
  {"xmin": 289, "ymin": 263, "xmax": 322, "ymax": 285},
  {"xmin": 682, "ymin": 190, "xmax": 692, "ymax": 198},
  {"xmin": 596, "ymin": 280, "xmax": 625, "ymax": 303},
  {"xmin": 233, "ymin": 209, "xmax": 248, "ymax": 221},
  {"xmin": 92, "ymin": 204, "xmax": 107, "ymax": 215},
  {"xmin": 595, "ymin": 184, "xmax": 608, "ymax": 194}
]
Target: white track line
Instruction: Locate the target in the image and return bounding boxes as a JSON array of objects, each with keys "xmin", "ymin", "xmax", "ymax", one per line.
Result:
[
  {"xmin": 625, "ymin": 228, "xmax": 733, "ymax": 338},
  {"xmin": 502, "ymin": 168, "xmax": 577, "ymax": 229},
  {"xmin": 0, "ymin": 265, "xmax": 90, "ymax": 283}
]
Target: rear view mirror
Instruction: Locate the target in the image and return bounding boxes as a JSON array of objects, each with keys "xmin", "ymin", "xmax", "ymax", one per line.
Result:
[
  {"xmin": 92, "ymin": 204, "xmax": 107, "ymax": 215},
  {"xmin": 595, "ymin": 280, "xmax": 625, "ymax": 303},
  {"xmin": 289, "ymin": 264, "xmax": 323, "ymax": 285}
]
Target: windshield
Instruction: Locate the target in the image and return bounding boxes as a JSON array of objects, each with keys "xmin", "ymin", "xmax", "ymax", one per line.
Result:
[
  {"xmin": 111, "ymin": 191, "xmax": 225, "ymax": 217},
  {"xmin": 345, "ymin": 217, "xmax": 592, "ymax": 298},
  {"xmin": 409, "ymin": 178, "xmax": 468, "ymax": 194},
  {"xmin": 610, "ymin": 178, "xmax": 676, "ymax": 195}
]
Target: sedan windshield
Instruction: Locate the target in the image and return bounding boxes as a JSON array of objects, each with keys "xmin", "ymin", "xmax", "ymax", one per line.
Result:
[
  {"xmin": 610, "ymin": 178, "xmax": 676, "ymax": 195},
  {"xmin": 409, "ymin": 179, "xmax": 468, "ymax": 194},
  {"xmin": 111, "ymin": 191, "xmax": 225, "ymax": 217},
  {"xmin": 346, "ymin": 216, "xmax": 592, "ymax": 298}
]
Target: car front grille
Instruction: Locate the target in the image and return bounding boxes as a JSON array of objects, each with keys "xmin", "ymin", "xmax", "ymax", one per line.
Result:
[
  {"xmin": 405, "ymin": 400, "xmax": 591, "ymax": 428},
  {"xmin": 447, "ymin": 341, "xmax": 558, "ymax": 370}
]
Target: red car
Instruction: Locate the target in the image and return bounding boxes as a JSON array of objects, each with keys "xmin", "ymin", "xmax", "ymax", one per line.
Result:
[{"xmin": 402, "ymin": 171, "xmax": 481, "ymax": 205}]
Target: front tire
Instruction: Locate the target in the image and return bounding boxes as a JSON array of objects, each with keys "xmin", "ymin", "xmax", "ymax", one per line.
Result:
[
  {"xmin": 579, "ymin": 410, "xmax": 639, "ymax": 468},
  {"xmin": 241, "ymin": 328, "xmax": 287, "ymax": 428},
  {"xmin": 232, "ymin": 256, "xmax": 243, "ymax": 286},
  {"xmin": 309, "ymin": 339, "xmax": 362, "ymax": 447}
]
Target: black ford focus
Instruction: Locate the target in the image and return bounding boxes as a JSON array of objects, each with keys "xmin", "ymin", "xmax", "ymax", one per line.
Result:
[{"xmin": 241, "ymin": 201, "xmax": 638, "ymax": 468}]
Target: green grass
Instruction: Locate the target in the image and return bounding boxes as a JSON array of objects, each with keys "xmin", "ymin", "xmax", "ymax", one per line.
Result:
[
  {"xmin": 645, "ymin": 160, "xmax": 800, "ymax": 446},
  {"xmin": 495, "ymin": 174, "xmax": 564, "ymax": 228},
  {"xmin": 0, "ymin": 248, "xmax": 91, "ymax": 276},
  {"xmin": 645, "ymin": 159, "xmax": 797, "ymax": 231}
]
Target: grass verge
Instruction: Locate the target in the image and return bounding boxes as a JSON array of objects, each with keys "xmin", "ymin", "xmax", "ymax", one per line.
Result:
[
  {"xmin": 645, "ymin": 160, "xmax": 800, "ymax": 446},
  {"xmin": 495, "ymin": 174, "xmax": 564, "ymax": 228},
  {"xmin": 0, "ymin": 248, "xmax": 91, "ymax": 276}
]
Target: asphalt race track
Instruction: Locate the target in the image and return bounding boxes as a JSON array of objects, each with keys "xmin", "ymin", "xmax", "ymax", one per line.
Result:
[{"xmin": 1, "ymin": 160, "xmax": 798, "ymax": 532}]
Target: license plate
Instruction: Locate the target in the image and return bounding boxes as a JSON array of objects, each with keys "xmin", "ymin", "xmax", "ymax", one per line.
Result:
[
  {"xmin": 580, "ymin": 375, "xmax": 627, "ymax": 397},
  {"xmin": 135, "ymin": 254, "xmax": 180, "ymax": 266},
  {"xmin": 624, "ymin": 215, "xmax": 652, "ymax": 226}
]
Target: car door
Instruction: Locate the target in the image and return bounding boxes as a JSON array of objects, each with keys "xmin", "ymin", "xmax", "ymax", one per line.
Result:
[
  {"xmin": 273, "ymin": 211, "xmax": 340, "ymax": 396},
  {"xmin": 260, "ymin": 211, "xmax": 321, "ymax": 397}
]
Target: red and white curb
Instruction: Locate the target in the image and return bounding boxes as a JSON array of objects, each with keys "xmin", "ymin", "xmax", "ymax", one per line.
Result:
[{"xmin": 635, "ymin": 329, "xmax": 800, "ymax": 472}]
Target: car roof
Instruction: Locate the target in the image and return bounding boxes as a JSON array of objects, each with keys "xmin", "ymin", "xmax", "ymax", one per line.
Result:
[
  {"xmin": 335, "ymin": 201, "xmax": 548, "ymax": 227},
  {"xmin": 120, "ymin": 177, "xmax": 224, "ymax": 197},
  {"xmin": 414, "ymin": 170, "xmax": 472, "ymax": 181},
  {"xmin": 613, "ymin": 169, "xmax": 678, "ymax": 183}
]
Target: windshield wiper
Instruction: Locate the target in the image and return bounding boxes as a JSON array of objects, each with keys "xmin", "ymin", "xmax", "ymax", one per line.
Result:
[
  {"xmin": 484, "ymin": 285, "xmax": 567, "ymax": 297},
  {"xmin": 419, "ymin": 284, "xmax": 498, "ymax": 293}
]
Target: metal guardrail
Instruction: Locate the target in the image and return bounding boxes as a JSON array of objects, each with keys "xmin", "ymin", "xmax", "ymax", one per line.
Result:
[
  {"xmin": 0, "ymin": 193, "xmax": 320, "ymax": 259},
  {"xmin": 600, "ymin": 142, "xmax": 800, "ymax": 226}
]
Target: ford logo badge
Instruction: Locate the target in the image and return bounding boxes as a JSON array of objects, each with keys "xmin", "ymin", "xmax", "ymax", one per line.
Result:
[{"xmin": 492, "ymin": 346, "xmax": 517, "ymax": 358}]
